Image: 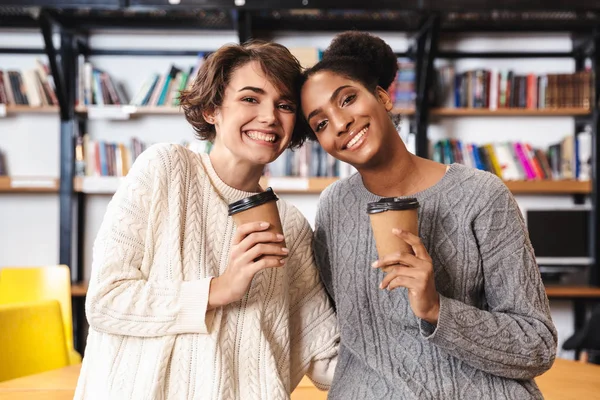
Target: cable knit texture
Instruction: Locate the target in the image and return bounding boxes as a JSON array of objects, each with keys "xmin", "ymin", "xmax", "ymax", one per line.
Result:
[
  {"xmin": 74, "ymin": 143, "xmax": 339, "ymax": 400},
  {"xmin": 313, "ymin": 164, "xmax": 557, "ymax": 400}
]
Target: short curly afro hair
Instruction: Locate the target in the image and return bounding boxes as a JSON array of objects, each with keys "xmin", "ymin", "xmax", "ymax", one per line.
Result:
[{"xmin": 318, "ymin": 31, "xmax": 398, "ymax": 92}]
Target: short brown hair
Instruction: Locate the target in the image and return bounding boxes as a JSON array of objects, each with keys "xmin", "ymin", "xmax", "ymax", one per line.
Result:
[{"xmin": 179, "ymin": 41, "xmax": 309, "ymax": 149}]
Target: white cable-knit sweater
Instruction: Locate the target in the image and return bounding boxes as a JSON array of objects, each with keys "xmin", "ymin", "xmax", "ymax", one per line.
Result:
[{"xmin": 74, "ymin": 144, "xmax": 339, "ymax": 400}]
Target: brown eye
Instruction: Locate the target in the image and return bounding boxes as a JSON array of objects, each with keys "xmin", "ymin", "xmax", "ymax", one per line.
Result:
[
  {"xmin": 342, "ymin": 94, "xmax": 356, "ymax": 106},
  {"xmin": 278, "ymin": 103, "xmax": 296, "ymax": 113},
  {"xmin": 315, "ymin": 120, "xmax": 328, "ymax": 132}
]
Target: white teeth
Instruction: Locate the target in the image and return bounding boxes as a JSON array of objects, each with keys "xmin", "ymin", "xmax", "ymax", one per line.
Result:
[
  {"xmin": 246, "ymin": 131, "xmax": 276, "ymax": 143},
  {"xmin": 347, "ymin": 126, "xmax": 368, "ymax": 149}
]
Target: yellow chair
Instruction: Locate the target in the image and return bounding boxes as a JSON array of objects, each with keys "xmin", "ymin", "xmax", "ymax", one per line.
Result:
[
  {"xmin": 0, "ymin": 265, "xmax": 82, "ymax": 364},
  {"xmin": 0, "ymin": 300, "xmax": 70, "ymax": 382}
]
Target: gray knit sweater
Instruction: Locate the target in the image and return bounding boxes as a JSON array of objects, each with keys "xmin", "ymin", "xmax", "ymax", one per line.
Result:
[{"xmin": 313, "ymin": 163, "xmax": 557, "ymax": 400}]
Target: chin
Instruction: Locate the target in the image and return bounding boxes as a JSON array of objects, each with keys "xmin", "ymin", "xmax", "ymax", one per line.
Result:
[
  {"xmin": 247, "ymin": 151, "xmax": 278, "ymax": 166},
  {"xmin": 340, "ymin": 146, "xmax": 378, "ymax": 169}
]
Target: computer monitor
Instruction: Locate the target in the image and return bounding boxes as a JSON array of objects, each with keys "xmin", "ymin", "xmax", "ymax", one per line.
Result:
[{"xmin": 525, "ymin": 207, "xmax": 592, "ymax": 266}]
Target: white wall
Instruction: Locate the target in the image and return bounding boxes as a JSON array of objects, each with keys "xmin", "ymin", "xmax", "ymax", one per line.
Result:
[{"xmin": 0, "ymin": 29, "xmax": 582, "ymax": 359}]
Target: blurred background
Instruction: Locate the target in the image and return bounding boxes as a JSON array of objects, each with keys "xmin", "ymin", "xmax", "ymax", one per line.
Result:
[{"xmin": 1, "ymin": 1, "xmax": 599, "ymax": 398}]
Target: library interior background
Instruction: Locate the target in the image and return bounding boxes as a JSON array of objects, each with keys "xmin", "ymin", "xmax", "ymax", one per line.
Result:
[{"xmin": 1, "ymin": 1, "xmax": 600, "ymax": 398}]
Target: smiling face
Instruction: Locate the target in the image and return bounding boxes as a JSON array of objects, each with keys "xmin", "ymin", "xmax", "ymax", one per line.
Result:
[
  {"xmin": 207, "ymin": 60, "xmax": 297, "ymax": 167},
  {"xmin": 301, "ymin": 70, "xmax": 397, "ymax": 169}
]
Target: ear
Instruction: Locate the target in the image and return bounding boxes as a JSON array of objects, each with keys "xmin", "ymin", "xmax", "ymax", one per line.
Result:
[
  {"xmin": 376, "ymin": 86, "xmax": 394, "ymax": 112},
  {"xmin": 202, "ymin": 108, "xmax": 216, "ymax": 124}
]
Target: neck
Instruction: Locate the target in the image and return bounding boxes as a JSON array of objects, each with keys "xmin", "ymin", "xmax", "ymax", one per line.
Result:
[
  {"xmin": 359, "ymin": 151, "xmax": 420, "ymax": 197},
  {"xmin": 358, "ymin": 138, "xmax": 445, "ymax": 197},
  {"xmin": 208, "ymin": 144, "xmax": 264, "ymax": 193}
]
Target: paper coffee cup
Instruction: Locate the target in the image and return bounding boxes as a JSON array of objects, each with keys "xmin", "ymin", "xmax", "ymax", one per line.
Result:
[
  {"xmin": 367, "ymin": 197, "xmax": 419, "ymax": 260},
  {"xmin": 228, "ymin": 187, "xmax": 286, "ymax": 255}
]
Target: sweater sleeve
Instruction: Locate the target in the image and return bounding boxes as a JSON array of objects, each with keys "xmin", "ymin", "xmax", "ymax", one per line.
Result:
[
  {"xmin": 86, "ymin": 144, "xmax": 215, "ymax": 337},
  {"xmin": 286, "ymin": 207, "xmax": 340, "ymax": 391},
  {"xmin": 312, "ymin": 190, "xmax": 336, "ymax": 306},
  {"xmin": 420, "ymin": 176, "xmax": 557, "ymax": 379}
]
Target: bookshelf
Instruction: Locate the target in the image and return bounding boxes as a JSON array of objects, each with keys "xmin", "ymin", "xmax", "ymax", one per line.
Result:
[{"xmin": 0, "ymin": 176, "xmax": 59, "ymax": 193}]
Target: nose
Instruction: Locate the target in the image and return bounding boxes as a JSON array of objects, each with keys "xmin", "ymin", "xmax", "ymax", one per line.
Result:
[
  {"xmin": 258, "ymin": 102, "xmax": 278, "ymax": 126},
  {"xmin": 330, "ymin": 110, "xmax": 353, "ymax": 136}
]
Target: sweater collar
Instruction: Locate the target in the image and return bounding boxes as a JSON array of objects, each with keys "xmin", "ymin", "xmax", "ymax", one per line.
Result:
[
  {"xmin": 200, "ymin": 153, "xmax": 259, "ymax": 203},
  {"xmin": 352, "ymin": 163, "xmax": 467, "ymax": 203}
]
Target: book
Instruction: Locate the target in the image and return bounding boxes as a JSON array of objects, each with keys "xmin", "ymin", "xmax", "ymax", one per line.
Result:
[
  {"xmin": 430, "ymin": 138, "xmax": 586, "ymax": 182},
  {"xmin": 434, "ymin": 67, "xmax": 591, "ymax": 110}
]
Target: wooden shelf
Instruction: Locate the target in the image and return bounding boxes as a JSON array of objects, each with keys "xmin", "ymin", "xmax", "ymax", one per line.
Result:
[
  {"xmin": 545, "ymin": 286, "xmax": 600, "ymax": 299},
  {"xmin": 392, "ymin": 108, "xmax": 416, "ymax": 115},
  {"xmin": 73, "ymin": 176, "xmax": 124, "ymax": 194},
  {"xmin": 70, "ymin": 106, "xmax": 591, "ymax": 118},
  {"xmin": 430, "ymin": 107, "xmax": 591, "ymax": 117},
  {"xmin": 504, "ymin": 180, "xmax": 590, "ymax": 194},
  {"xmin": 2, "ymin": 106, "xmax": 589, "ymax": 117},
  {"xmin": 133, "ymin": 106, "xmax": 182, "ymax": 115},
  {"xmin": 75, "ymin": 105, "xmax": 182, "ymax": 117},
  {"xmin": 1, "ymin": 105, "xmax": 59, "ymax": 115},
  {"xmin": 0, "ymin": 176, "xmax": 59, "ymax": 193},
  {"xmin": 71, "ymin": 282, "xmax": 88, "ymax": 297},
  {"xmin": 392, "ymin": 108, "xmax": 591, "ymax": 117}
]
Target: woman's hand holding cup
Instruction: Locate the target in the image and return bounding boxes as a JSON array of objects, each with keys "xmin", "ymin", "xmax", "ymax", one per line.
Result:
[
  {"xmin": 372, "ymin": 229, "xmax": 440, "ymax": 325},
  {"xmin": 208, "ymin": 221, "xmax": 288, "ymax": 308}
]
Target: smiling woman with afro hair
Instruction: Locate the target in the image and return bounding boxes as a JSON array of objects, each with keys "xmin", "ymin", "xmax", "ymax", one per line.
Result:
[{"xmin": 300, "ymin": 31, "xmax": 557, "ymax": 400}]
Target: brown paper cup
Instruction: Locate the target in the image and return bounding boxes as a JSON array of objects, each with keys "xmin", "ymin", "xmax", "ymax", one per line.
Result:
[
  {"xmin": 367, "ymin": 197, "xmax": 419, "ymax": 261},
  {"xmin": 228, "ymin": 187, "xmax": 286, "ymax": 259}
]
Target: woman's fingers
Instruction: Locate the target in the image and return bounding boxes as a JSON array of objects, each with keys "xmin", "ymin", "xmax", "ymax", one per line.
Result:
[
  {"xmin": 236, "ymin": 230, "xmax": 285, "ymax": 254},
  {"xmin": 379, "ymin": 266, "xmax": 416, "ymax": 290},
  {"xmin": 243, "ymin": 243, "xmax": 289, "ymax": 264},
  {"xmin": 387, "ymin": 276, "xmax": 412, "ymax": 291},
  {"xmin": 232, "ymin": 221, "xmax": 272, "ymax": 245},
  {"xmin": 372, "ymin": 252, "xmax": 422, "ymax": 270},
  {"xmin": 392, "ymin": 229, "xmax": 432, "ymax": 261},
  {"xmin": 250, "ymin": 255, "xmax": 286, "ymax": 275}
]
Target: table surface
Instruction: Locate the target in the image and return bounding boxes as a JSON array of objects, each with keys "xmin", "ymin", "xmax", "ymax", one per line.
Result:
[
  {"xmin": 0, "ymin": 359, "xmax": 598, "ymax": 399},
  {"xmin": 71, "ymin": 283, "xmax": 600, "ymax": 299}
]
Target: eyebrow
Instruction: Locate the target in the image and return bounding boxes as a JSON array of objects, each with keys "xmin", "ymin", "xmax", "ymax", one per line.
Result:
[
  {"xmin": 238, "ymin": 86, "xmax": 266, "ymax": 94},
  {"xmin": 306, "ymin": 85, "xmax": 352, "ymax": 123}
]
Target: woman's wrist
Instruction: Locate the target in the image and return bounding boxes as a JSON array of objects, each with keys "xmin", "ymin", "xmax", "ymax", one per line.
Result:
[
  {"xmin": 207, "ymin": 277, "xmax": 232, "ymax": 310},
  {"xmin": 422, "ymin": 295, "xmax": 441, "ymax": 325}
]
